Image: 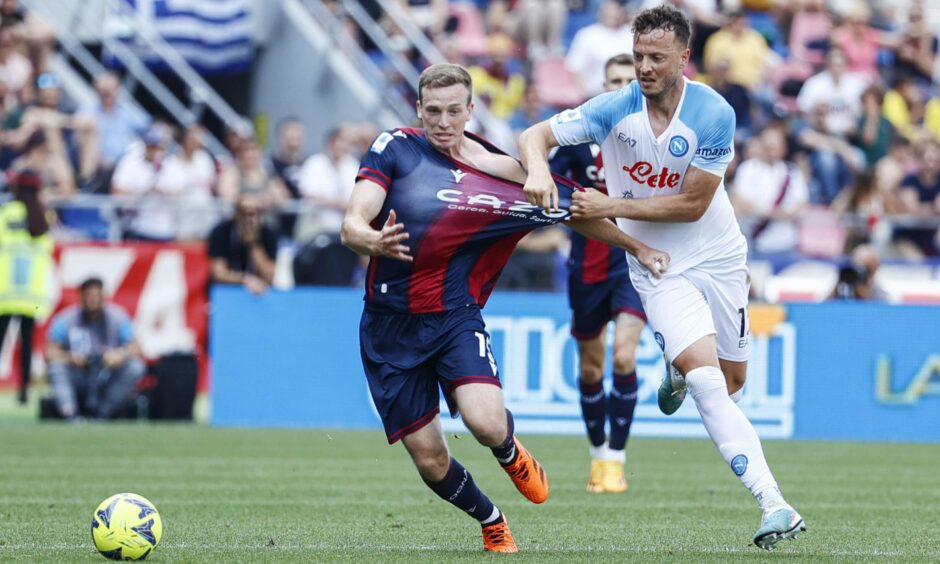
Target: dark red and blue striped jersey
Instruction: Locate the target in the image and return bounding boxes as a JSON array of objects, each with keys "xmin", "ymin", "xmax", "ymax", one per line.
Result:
[
  {"xmin": 549, "ymin": 143, "xmax": 628, "ymax": 284},
  {"xmin": 356, "ymin": 128, "xmax": 579, "ymax": 314}
]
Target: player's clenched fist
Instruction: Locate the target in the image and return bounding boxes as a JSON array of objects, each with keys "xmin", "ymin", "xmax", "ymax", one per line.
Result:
[
  {"xmin": 523, "ymin": 172, "xmax": 560, "ymax": 213},
  {"xmin": 635, "ymin": 247, "xmax": 670, "ymax": 279},
  {"xmin": 374, "ymin": 209, "xmax": 412, "ymax": 262},
  {"xmin": 571, "ymin": 188, "xmax": 612, "ymax": 220}
]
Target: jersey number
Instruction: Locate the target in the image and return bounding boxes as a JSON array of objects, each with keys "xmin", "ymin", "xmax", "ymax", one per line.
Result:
[
  {"xmin": 474, "ymin": 331, "xmax": 498, "ymax": 376},
  {"xmin": 737, "ymin": 307, "xmax": 747, "ymax": 338}
]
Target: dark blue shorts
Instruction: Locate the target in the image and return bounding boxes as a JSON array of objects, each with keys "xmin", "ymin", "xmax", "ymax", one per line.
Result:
[
  {"xmin": 359, "ymin": 305, "xmax": 501, "ymax": 444},
  {"xmin": 568, "ymin": 274, "xmax": 646, "ymax": 340}
]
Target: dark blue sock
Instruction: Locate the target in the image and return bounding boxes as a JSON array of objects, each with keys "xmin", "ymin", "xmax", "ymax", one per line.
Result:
[
  {"xmin": 490, "ymin": 409, "xmax": 517, "ymax": 465},
  {"xmin": 424, "ymin": 458, "xmax": 501, "ymax": 524},
  {"xmin": 608, "ymin": 371, "xmax": 638, "ymax": 451},
  {"xmin": 579, "ymin": 378, "xmax": 607, "ymax": 447}
]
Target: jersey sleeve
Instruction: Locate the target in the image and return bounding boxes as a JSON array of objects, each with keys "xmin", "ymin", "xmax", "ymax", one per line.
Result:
[
  {"xmin": 690, "ymin": 102, "xmax": 736, "ymax": 177},
  {"xmin": 549, "ymin": 88, "xmax": 631, "ymax": 147},
  {"xmin": 356, "ymin": 130, "xmax": 401, "ymax": 191}
]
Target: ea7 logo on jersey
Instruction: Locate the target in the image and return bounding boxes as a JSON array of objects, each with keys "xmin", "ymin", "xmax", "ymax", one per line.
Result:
[
  {"xmin": 555, "ymin": 108, "xmax": 582, "ymax": 124},
  {"xmin": 617, "ymin": 132, "xmax": 637, "ymax": 147},
  {"xmin": 623, "ymin": 161, "xmax": 681, "ymax": 189},
  {"xmin": 436, "ymin": 189, "xmax": 569, "ymax": 221}
]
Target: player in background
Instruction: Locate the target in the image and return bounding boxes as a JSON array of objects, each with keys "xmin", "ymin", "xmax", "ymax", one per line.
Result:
[
  {"xmin": 518, "ymin": 6, "xmax": 806, "ymax": 550},
  {"xmin": 549, "ymin": 53, "xmax": 644, "ymax": 494},
  {"xmin": 342, "ymin": 63, "xmax": 670, "ymax": 553}
]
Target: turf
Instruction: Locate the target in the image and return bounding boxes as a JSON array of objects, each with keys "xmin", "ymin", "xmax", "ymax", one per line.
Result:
[{"xmin": 0, "ymin": 424, "xmax": 938, "ymax": 562}]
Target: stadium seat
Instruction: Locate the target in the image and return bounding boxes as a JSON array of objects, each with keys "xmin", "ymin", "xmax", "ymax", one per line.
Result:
[
  {"xmin": 449, "ymin": 3, "xmax": 489, "ymax": 57},
  {"xmin": 532, "ymin": 56, "xmax": 585, "ymax": 108}
]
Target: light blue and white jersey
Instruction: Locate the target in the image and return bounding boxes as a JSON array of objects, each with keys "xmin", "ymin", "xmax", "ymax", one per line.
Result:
[{"xmin": 550, "ymin": 78, "xmax": 747, "ymax": 278}]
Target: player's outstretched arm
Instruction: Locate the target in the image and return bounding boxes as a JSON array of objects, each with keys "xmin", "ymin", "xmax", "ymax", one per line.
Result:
[
  {"xmin": 340, "ymin": 179, "xmax": 412, "ymax": 262},
  {"xmin": 519, "ymin": 121, "xmax": 562, "ymax": 213},
  {"xmin": 571, "ymin": 167, "xmax": 722, "ymax": 223},
  {"xmin": 569, "ymin": 218, "xmax": 670, "ymax": 278}
]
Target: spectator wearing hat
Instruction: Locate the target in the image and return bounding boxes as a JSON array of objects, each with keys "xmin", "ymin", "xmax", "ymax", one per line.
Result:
[
  {"xmin": 46, "ymin": 277, "xmax": 146, "ymax": 420},
  {"xmin": 0, "ymin": 168, "xmax": 54, "ymax": 404}
]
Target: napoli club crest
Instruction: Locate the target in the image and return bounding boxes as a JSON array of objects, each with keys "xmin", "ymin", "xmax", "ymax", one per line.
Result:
[{"xmin": 668, "ymin": 135, "xmax": 689, "ymax": 157}]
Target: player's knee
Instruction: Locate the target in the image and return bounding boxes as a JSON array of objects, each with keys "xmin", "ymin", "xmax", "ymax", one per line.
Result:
[
  {"xmin": 578, "ymin": 361, "xmax": 603, "ymax": 384},
  {"xmin": 612, "ymin": 349, "xmax": 636, "ymax": 374},
  {"xmin": 726, "ymin": 370, "xmax": 746, "ymax": 395},
  {"xmin": 410, "ymin": 445, "xmax": 450, "ymax": 481},
  {"xmin": 464, "ymin": 415, "xmax": 508, "ymax": 447}
]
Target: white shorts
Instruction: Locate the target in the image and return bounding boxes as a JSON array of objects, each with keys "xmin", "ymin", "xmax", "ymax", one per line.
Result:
[{"xmin": 631, "ymin": 252, "xmax": 750, "ymax": 363}]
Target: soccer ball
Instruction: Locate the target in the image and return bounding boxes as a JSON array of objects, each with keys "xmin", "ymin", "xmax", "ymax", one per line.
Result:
[{"xmin": 91, "ymin": 493, "xmax": 163, "ymax": 561}]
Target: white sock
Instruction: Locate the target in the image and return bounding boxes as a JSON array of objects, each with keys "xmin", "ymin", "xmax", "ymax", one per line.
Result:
[
  {"xmin": 729, "ymin": 389, "xmax": 742, "ymax": 403},
  {"xmin": 685, "ymin": 366, "xmax": 783, "ymax": 508},
  {"xmin": 480, "ymin": 505, "xmax": 502, "ymax": 525}
]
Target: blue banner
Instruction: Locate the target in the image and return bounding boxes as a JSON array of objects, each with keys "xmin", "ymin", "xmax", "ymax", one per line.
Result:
[{"xmin": 210, "ymin": 287, "xmax": 940, "ymax": 442}]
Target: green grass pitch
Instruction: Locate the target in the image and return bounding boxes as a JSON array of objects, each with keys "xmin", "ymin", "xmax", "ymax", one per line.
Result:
[{"xmin": 1, "ymin": 424, "xmax": 938, "ymax": 562}]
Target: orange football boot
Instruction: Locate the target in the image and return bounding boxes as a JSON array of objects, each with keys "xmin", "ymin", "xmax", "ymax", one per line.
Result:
[
  {"xmin": 501, "ymin": 437, "xmax": 549, "ymax": 504},
  {"xmin": 482, "ymin": 519, "xmax": 518, "ymax": 553}
]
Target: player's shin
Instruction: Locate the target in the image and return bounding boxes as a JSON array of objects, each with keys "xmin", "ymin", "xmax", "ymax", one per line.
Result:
[
  {"xmin": 424, "ymin": 458, "xmax": 503, "ymax": 525},
  {"xmin": 579, "ymin": 379, "xmax": 607, "ymax": 448},
  {"xmin": 608, "ymin": 372, "xmax": 637, "ymax": 453},
  {"xmin": 490, "ymin": 409, "xmax": 517, "ymax": 465},
  {"xmin": 685, "ymin": 366, "xmax": 789, "ymax": 512}
]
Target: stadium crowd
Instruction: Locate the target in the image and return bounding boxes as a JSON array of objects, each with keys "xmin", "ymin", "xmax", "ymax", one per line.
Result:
[{"xmin": 1, "ymin": 0, "xmax": 940, "ymax": 295}]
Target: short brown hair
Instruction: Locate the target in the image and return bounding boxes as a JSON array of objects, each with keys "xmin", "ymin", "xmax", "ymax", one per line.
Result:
[
  {"xmin": 633, "ymin": 4, "xmax": 692, "ymax": 47},
  {"xmin": 418, "ymin": 63, "xmax": 473, "ymax": 104},
  {"xmin": 604, "ymin": 53, "xmax": 634, "ymax": 73}
]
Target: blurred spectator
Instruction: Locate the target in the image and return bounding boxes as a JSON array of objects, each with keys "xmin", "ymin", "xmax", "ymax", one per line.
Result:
[
  {"xmin": 0, "ymin": 169, "xmax": 52, "ymax": 404},
  {"xmin": 566, "ymin": 1, "xmax": 633, "ymax": 97},
  {"xmin": 9, "ymin": 127, "xmax": 74, "ymax": 198},
  {"xmin": 25, "ymin": 73, "xmax": 98, "ymax": 182},
  {"xmin": 46, "ymin": 276, "xmax": 146, "ymax": 421},
  {"xmin": 796, "ymin": 48, "xmax": 869, "ymax": 138},
  {"xmin": 508, "ymin": 83, "xmax": 557, "ymax": 137},
  {"xmin": 883, "ymin": 76, "xmax": 926, "ymax": 139},
  {"xmin": 79, "ymin": 72, "xmax": 149, "ymax": 178},
  {"xmin": 831, "ymin": 243, "xmax": 882, "ymax": 300},
  {"xmin": 270, "ymin": 117, "xmax": 306, "ymax": 199},
  {"xmin": 874, "ymin": 136, "xmax": 914, "ymax": 211},
  {"xmin": 156, "ymin": 124, "xmax": 218, "ymax": 240},
  {"xmin": 853, "ymin": 85, "xmax": 895, "ymax": 167},
  {"xmin": 894, "ymin": 2, "xmax": 938, "ymax": 86},
  {"xmin": 397, "ymin": 0, "xmax": 449, "ymax": 38},
  {"xmin": 111, "ymin": 124, "xmax": 176, "ymax": 241},
  {"xmin": 347, "ymin": 122, "xmax": 380, "ymax": 159},
  {"xmin": 707, "ymin": 57, "xmax": 752, "ymax": 140},
  {"xmin": 830, "ymin": 3, "xmax": 888, "ymax": 81},
  {"xmin": 217, "ymin": 138, "xmax": 288, "ymax": 208},
  {"xmin": 506, "ymin": 0, "xmax": 567, "ymax": 59},
  {"xmin": 703, "ymin": 10, "xmax": 771, "ymax": 91},
  {"xmin": 296, "ymin": 127, "xmax": 357, "ymax": 239},
  {"xmin": 794, "ymin": 101, "xmax": 865, "ymax": 205},
  {"xmin": 208, "ymin": 195, "xmax": 277, "ymax": 295},
  {"xmin": 468, "ymin": 35, "xmax": 526, "ymax": 119},
  {"xmin": 787, "ymin": 0, "xmax": 832, "ymax": 66},
  {"xmin": 0, "ymin": 26, "xmax": 29, "ymax": 95},
  {"xmin": 831, "ymin": 170, "xmax": 884, "ymax": 249},
  {"xmin": 733, "ymin": 128, "xmax": 809, "ymax": 255},
  {"xmin": 894, "ymin": 140, "xmax": 940, "ymax": 257}
]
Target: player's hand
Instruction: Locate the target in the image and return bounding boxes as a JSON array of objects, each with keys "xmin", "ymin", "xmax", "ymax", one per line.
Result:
[
  {"xmin": 571, "ymin": 188, "xmax": 611, "ymax": 220},
  {"xmin": 375, "ymin": 209, "xmax": 412, "ymax": 262},
  {"xmin": 523, "ymin": 172, "xmax": 559, "ymax": 213},
  {"xmin": 636, "ymin": 247, "xmax": 670, "ymax": 279}
]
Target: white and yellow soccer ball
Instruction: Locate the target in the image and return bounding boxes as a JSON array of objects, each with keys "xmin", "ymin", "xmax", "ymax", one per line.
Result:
[{"xmin": 91, "ymin": 493, "xmax": 163, "ymax": 561}]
